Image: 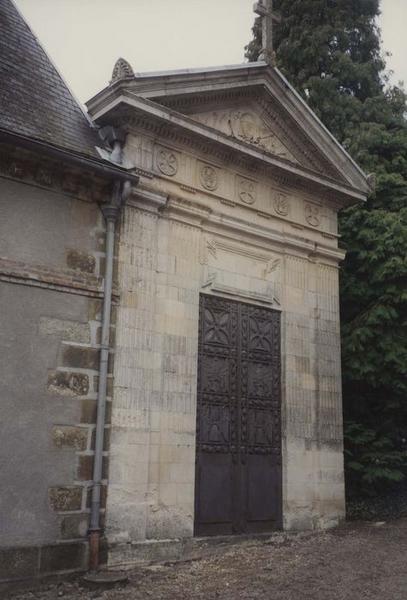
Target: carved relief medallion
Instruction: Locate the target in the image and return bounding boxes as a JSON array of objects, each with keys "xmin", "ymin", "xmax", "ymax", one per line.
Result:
[
  {"xmin": 155, "ymin": 147, "xmax": 178, "ymax": 176},
  {"xmin": 237, "ymin": 176, "xmax": 257, "ymax": 205},
  {"xmin": 230, "ymin": 111, "xmax": 258, "ymax": 141},
  {"xmin": 273, "ymin": 191, "xmax": 289, "ymax": 216},
  {"xmin": 199, "ymin": 163, "xmax": 219, "ymax": 191},
  {"xmin": 305, "ymin": 203, "xmax": 321, "ymax": 227},
  {"xmin": 193, "ymin": 106, "xmax": 297, "ymax": 162}
]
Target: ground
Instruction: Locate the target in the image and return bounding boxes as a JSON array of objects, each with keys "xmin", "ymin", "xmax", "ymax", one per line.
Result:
[{"xmin": 7, "ymin": 519, "xmax": 407, "ymax": 600}]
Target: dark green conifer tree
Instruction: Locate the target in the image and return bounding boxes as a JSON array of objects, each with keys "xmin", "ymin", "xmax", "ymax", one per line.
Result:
[{"xmin": 246, "ymin": 1, "xmax": 407, "ymax": 496}]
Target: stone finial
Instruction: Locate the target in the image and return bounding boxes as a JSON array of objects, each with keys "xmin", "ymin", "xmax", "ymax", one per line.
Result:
[{"xmin": 110, "ymin": 57, "xmax": 135, "ymax": 84}]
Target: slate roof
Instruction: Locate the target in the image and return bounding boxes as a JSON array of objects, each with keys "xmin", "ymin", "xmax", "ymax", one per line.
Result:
[{"xmin": 0, "ymin": 0, "xmax": 100, "ymax": 157}]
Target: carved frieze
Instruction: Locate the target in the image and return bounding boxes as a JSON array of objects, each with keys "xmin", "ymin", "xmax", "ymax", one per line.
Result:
[
  {"xmin": 123, "ymin": 131, "xmax": 340, "ymax": 245},
  {"xmin": 237, "ymin": 176, "xmax": 257, "ymax": 205},
  {"xmin": 0, "ymin": 147, "xmax": 108, "ymax": 203},
  {"xmin": 155, "ymin": 146, "xmax": 179, "ymax": 176}
]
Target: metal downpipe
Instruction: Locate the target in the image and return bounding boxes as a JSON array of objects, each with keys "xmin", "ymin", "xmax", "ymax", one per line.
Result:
[{"xmin": 89, "ymin": 181, "xmax": 122, "ymax": 572}]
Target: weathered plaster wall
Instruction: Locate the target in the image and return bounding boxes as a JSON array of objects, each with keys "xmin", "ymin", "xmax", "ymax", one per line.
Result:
[
  {"xmin": 0, "ymin": 179, "xmax": 103, "ymax": 272},
  {"xmin": 0, "ymin": 174, "xmax": 109, "ymax": 580},
  {"xmin": 106, "ymin": 128, "xmax": 346, "ymax": 563}
]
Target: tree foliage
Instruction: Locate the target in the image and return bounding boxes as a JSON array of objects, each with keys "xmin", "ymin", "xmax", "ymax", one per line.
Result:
[{"xmin": 246, "ymin": 0, "xmax": 407, "ymax": 495}]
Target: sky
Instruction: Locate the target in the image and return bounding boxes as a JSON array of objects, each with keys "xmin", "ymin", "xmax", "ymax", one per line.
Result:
[{"xmin": 15, "ymin": 0, "xmax": 407, "ymax": 106}]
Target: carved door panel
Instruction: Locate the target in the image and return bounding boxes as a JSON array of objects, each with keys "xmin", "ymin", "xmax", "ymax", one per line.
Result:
[{"xmin": 195, "ymin": 295, "xmax": 282, "ymax": 536}]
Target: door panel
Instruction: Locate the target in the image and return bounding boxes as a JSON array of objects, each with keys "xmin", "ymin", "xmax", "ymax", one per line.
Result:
[
  {"xmin": 197, "ymin": 455, "xmax": 233, "ymax": 523},
  {"xmin": 195, "ymin": 294, "xmax": 282, "ymax": 536}
]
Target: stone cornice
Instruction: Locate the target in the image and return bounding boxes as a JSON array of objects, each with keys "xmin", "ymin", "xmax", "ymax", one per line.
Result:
[
  {"xmin": 269, "ymin": 67, "xmax": 369, "ymax": 192},
  {"xmin": 162, "ymin": 196, "xmax": 212, "ymax": 227},
  {"xmin": 86, "ymin": 63, "xmax": 269, "ymax": 110},
  {"xmin": 0, "ymin": 143, "xmax": 111, "ymax": 203},
  {"xmin": 256, "ymin": 94, "xmax": 339, "ymax": 179},
  {"xmin": 127, "ymin": 185, "xmax": 168, "ymax": 213},
  {"xmin": 202, "ymin": 276, "xmax": 281, "ymax": 309},
  {"xmin": 204, "ymin": 209, "xmax": 345, "ymax": 265},
  {"xmin": 0, "ymin": 127, "xmax": 139, "ymax": 186}
]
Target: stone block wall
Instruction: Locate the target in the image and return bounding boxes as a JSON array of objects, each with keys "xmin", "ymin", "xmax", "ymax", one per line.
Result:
[
  {"xmin": 282, "ymin": 257, "xmax": 345, "ymax": 530},
  {"xmin": 106, "ymin": 203, "xmax": 201, "ymax": 548}
]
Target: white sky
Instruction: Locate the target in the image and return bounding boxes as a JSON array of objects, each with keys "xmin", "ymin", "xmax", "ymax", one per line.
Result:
[{"xmin": 15, "ymin": 0, "xmax": 407, "ymax": 105}]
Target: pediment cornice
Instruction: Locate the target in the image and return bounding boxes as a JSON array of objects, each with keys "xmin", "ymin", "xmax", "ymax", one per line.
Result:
[{"xmin": 92, "ymin": 93, "xmax": 366, "ymax": 207}]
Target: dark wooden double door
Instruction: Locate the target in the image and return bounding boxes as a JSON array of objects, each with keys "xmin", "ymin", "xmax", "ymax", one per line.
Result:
[{"xmin": 194, "ymin": 294, "xmax": 282, "ymax": 536}]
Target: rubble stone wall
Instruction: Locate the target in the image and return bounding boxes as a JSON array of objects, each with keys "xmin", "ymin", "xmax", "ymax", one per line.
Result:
[{"xmin": 0, "ymin": 170, "xmax": 110, "ymax": 581}]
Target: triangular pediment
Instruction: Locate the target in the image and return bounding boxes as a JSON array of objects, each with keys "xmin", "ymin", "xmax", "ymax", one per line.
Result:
[
  {"xmin": 87, "ymin": 63, "xmax": 370, "ymax": 197},
  {"xmin": 150, "ymin": 86, "xmax": 352, "ymax": 183}
]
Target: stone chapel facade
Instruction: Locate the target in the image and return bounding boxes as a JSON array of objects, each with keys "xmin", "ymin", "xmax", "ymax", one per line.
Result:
[
  {"xmin": 0, "ymin": 0, "xmax": 370, "ymax": 583},
  {"xmin": 87, "ymin": 62, "xmax": 370, "ymax": 564}
]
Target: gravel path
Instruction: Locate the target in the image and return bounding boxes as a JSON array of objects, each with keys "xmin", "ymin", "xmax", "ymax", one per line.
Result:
[{"xmin": 6, "ymin": 519, "xmax": 407, "ymax": 600}]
